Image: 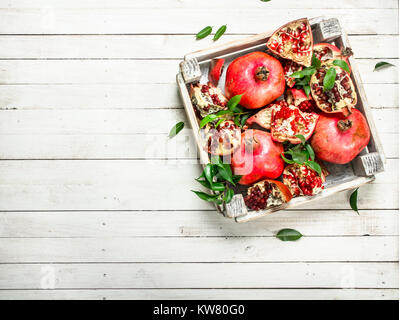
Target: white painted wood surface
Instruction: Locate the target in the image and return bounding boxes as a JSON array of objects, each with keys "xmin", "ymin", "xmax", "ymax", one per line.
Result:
[{"xmin": 0, "ymin": 0, "xmax": 398, "ymax": 300}]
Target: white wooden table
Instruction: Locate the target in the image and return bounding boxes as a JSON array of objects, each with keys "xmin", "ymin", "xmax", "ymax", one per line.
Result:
[{"xmin": 0, "ymin": 0, "xmax": 398, "ymax": 300}]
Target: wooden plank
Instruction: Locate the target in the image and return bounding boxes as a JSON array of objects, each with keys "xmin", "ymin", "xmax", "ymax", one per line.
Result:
[
  {"xmin": 0, "ymin": 9, "xmax": 396, "ymax": 35},
  {"xmin": 0, "ymin": 159, "xmax": 397, "ymax": 211},
  {"xmin": 0, "ymin": 132, "xmax": 397, "ymax": 160},
  {"xmin": 0, "ymin": 83, "xmax": 396, "ymax": 110},
  {"xmin": 0, "ymin": 263, "xmax": 397, "ymax": 289},
  {"xmin": 0, "ymin": 59, "xmax": 396, "ymax": 84},
  {"xmin": 0, "ymin": 288, "xmax": 398, "ymax": 300},
  {"xmin": 0, "ymin": 35, "xmax": 397, "ymax": 59},
  {"xmin": 1, "ymin": 210, "xmax": 398, "ymax": 237},
  {"xmin": 0, "ymin": 109, "xmax": 396, "ymax": 135},
  {"xmin": 2, "ymin": 0, "xmax": 396, "ymax": 10},
  {"xmin": 0, "ymin": 236, "xmax": 398, "ymax": 263}
]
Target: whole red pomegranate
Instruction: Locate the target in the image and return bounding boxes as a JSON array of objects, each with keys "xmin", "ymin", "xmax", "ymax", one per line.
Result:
[
  {"xmin": 225, "ymin": 52, "xmax": 285, "ymax": 109},
  {"xmin": 231, "ymin": 129, "xmax": 284, "ymax": 185},
  {"xmin": 310, "ymin": 109, "xmax": 370, "ymax": 164}
]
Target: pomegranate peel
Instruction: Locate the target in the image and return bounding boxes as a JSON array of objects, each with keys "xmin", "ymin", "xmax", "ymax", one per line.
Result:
[
  {"xmin": 244, "ymin": 179, "xmax": 292, "ymax": 211},
  {"xmin": 225, "ymin": 51, "xmax": 285, "ymax": 109},
  {"xmin": 209, "ymin": 59, "xmax": 225, "ymax": 86},
  {"xmin": 246, "ymin": 100, "xmax": 288, "ymax": 130},
  {"xmin": 231, "ymin": 130, "xmax": 284, "ymax": 185},
  {"xmin": 314, "ymin": 43, "xmax": 352, "ymax": 74},
  {"xmin": 310, "ymin": 109, "xmax": 370, "ymax": 164},
  {"xmin": 285, "ymin": 88, "xmax": 318, "ymax": 113}
]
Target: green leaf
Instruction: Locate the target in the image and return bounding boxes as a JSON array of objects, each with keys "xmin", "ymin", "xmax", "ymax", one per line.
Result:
[
  {"xmin": 232, "ymin": 175, "xmax": 242, "ymax": 184},
  {"xmin": 168, "ymin": 121, "xmax": 184, "ymax": 138},
  {"xmin": 199, "ymin": 114, "xmax": 219, "ymax": 128},
  {"xmin": 333, "ymin": 59, "xmax": 350, "ymax": 73},
  {"xmin": 312, "ymin": 54, "xmax": 321, "ymax": 69},
  {"xmin": 227, "ymin": 94, "xmax": 243, "ymax": 112},
  {"xmin": 196, "ymin": 26, "xmax": 212, "ymax": 39},
  {"xmin": 350, "ymin": 188, "xmax": 359, "ymax": 214},
  {"xmin": 195, "ymin": 179, "xmax": 225, "ymax": 192},
  {"xmin": 281, "ymin": 153, "xmax": 295, "ymax": 164},
  {"xmin": 305, "ymin": 160, "xmax": 322, "ymax": 176},
  {"xmin": 223, "ymin": 188, "xmax": 234, "ymax": 204},
  {"xmin": 215, "ymin": 118, "xmax": 225, "ymax": 128},
  {"xmin": 290, "ymin": 70, "xmax": 304, "ymax": 79},
  {"xmin": 217, "ymin": 164, "xmax": 234, "ymax": 185},
  {"xmin": 294, "ymin": 75, "xmax": 311, "ymax": 86},
  {"xmin": 291, "ymin": 150, "xmax": 308, "ymax": 164},
  {"xmin": 295, "ymin": 134, "xmax": 306, "ymax": 144},
  {"xmin": 305, "ymin": 143, "xmax": 315, "ymax": 161},
  {"xmin": 191, "ymin": 190, "xmax": 222, "ymax": 204},
  {"xmin": 276, "ymin": 228, "xmax": 303, "ymax": 241},
  {"xmin": 303, "ymin": 84, "xmax": 311, "ymax": 97},
  {"xmin": 240, "ymin": 114, "xmax": 251, "ymax": 128},
  {"xmin": 323, "ymin": 67, "xmax": 336, "ymax": 91},
  {"xmin": 292, "ymin": 66, "xmax": 316, "ymax": 79},
  {"xmin": 213, "ymin": 25, "xmax": 227, "ymax": 41},
  {"xmin": 260, "ymin": 0, "xmax": 271, "ymax": 2},
  {"xmin": 203, "ymin": 164, "xmax": 214, "ymax": 185},
  {"xmin": 216, "ymin": 110, "xmax": 232, "ymax": 116},
  {"xmin": 234, "ymin": 115, "xmax": 240, "ymax": 127},
  {"xmin": 374, "ymin": 61, "xmax": 396, "ymax": 71}
]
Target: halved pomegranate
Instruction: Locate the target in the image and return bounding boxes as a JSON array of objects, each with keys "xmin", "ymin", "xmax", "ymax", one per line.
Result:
[
  {"xmin": 314, "ymin": 43, "xmax": 352, "ymax": 73},
  {"xmin": 244, "ymin": 179, "xmax": 292, "ymax": 211},
  {"xmin": 281, "ymin": 59, "xmax": 303, "ymax": 87},
  {"xmin": 270, "ymin": 104, "xmax": 319, "ymax": 144},
  {"xmin": 266, "ymin": 18, "xmax": 313, "ymax": 67},
  {"xmin": 285, "ymin": 88, "xmax": 318, "ymax": 113},
  {"xmin": 209, "ymin": 59, "xmax": 225, "ymax": 86},
  {"xmin": 246, "ymin": 100, "xmax": 288, "ymax": 130},
  {"xmin": 283, "ymin": 163, "xmax": 326, "ymax": 197},
  {"xmin": 190, "ymin": 82, "xmax": 228, "ymax": 118},
  {"xmin": 199, "ymin": 120, "xmax": 241, "ymax": 156},
  {"xmin": 310, "ymin": 66, "xmax": 357, "ymax": 116}
]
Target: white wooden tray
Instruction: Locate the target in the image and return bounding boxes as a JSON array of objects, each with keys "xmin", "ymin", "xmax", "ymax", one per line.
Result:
[{"xmin": 176, "ymin": 17, "xmax": 385, "ymax": 223}]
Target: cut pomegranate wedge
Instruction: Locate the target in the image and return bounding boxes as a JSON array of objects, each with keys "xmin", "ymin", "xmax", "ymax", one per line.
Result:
[
  {"xmin": 281, "ymin": 59, "xmax": 303, "ymax": 87},
  {"xmin": 314, "ymin": 43, "xmax": 352, "ymax": 74},
  {"xmin": 271, "ymin": 104, "xmax": 319, "ymax": 144},
  {"xmin": 246, "ymin": 100, "xmax": 287, "ymax": 130},
  {"xmin": 190, "ymin": 82, "xmax": 228, "ymax": 118},
  {"xmin": 199, "ymin": 120, "xmax": 241, "ymax": 156},
  {"xmin": 208, "ymin": 59, "xmax": 225, "ymax": 86},
  {"xmin": 244, "ymin": 179, "xmax": 292, "ymax": 211},
  {"xmin": 283, "ymin": 163, "xmax": 326, "ymax": 197},
  {"xmin": 266, "ymin": 18, "xmax": 313, "ymax": 67},
  {"xmin": 285, "ymin": 88, "xmax": 318, "ymax": 113}
]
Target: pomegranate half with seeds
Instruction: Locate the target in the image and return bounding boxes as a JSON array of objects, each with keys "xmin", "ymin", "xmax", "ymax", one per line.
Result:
[
  {"xmin": 270, "ymin": 104, "xmax": 319, "ymax": 144},
  {"xmin": 285, "ymin": 88, "xmax": 318, "ymax": 113},
  {"xmin": 266, "ymin": 18, "xmax": 313, "ymax": 67},
  {"xmin": 283, "ymin": 163, "xmax": 326, "ymax": 197},
  {"xmin": 208, "ymin": 59, "xmax": 225, "ymax": 86},
  {"xmin": 314, "ymin": 43, "xmax": 352, "ymax": 73},
  {"xmin": 310, "ymin": 109, "xmax": 370, "ymax": 164},
  {"xmin": 199, "ymin": 120, "xmax": 241, "ymax": 156},
  {"xmin": 225, "ymin": 51, "xmax": 285, "ymax": 109},
  {"xmin": 231, "ymin": 130, "xmax": 284, "ymax": 185},
  {"xmin": 310, "ymin": 66, "xmax": 357, "ymax": 116},
  {"xmin": 190, "ymin": 82, "xmax": 228, "ymax": 118},
  {"xmin": 246, "ymin": 100, "xmax": 287, "ymax": 130},
  {"xmin": 244, "ymin": 179, "xmax": 292, "ymax": 211}
]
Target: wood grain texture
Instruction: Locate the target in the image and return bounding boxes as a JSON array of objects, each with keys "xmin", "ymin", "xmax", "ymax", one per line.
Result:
[
  {"xmin": 0, "ymin": 1, "xmax": 398, "ymax": 300},
  {"xmin": 0, "ymin": 263, "xmax": 398, "ymax": 289},
  {"xmin": 0, "ymin": 288, "xmax": 397, "ymax": 300}
]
